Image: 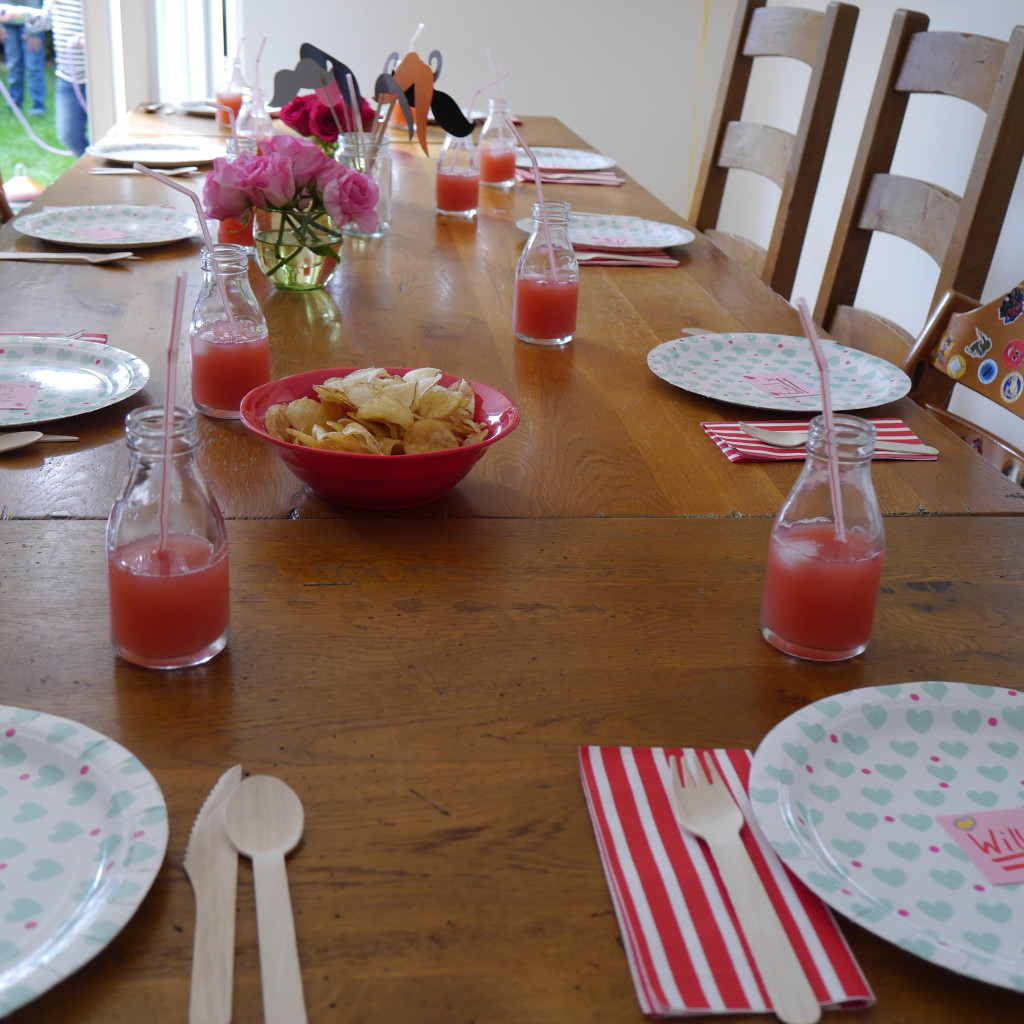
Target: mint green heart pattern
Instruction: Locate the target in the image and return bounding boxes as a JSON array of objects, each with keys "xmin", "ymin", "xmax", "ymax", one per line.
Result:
[
  {"xmin": 0, "ymin": 705, "xmax": 167, "ymax": 1016},
  {"xmin": 750, "ymin": 682, "xmax": 1024, "ymax": 992}
]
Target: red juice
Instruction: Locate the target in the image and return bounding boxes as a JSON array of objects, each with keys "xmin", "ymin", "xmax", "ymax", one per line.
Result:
[
  {"xmin": 189, "ymin": 323, "xmax": 271, "ymax": 419},
  {"xmin": 760, "ymin": 520, "xmax": 885, "ymax": 661},
  {"xmin": 480, "ymin": 146, "xmax": 517, "ymax": 186},
  {"xmin": 108, "ymin": 533, "xmax": 229, "ymax": 669},
  {"xmin": 513, "ymin": 274, "xmax": 579, "ymax": 344},
  {"xmin": 216, "ymin": 89, "xmax": 243, "ymax": 127},
  {"xmin": 436, "ymin": 169, "xmax": 480, "ymax": 215},
  {"xmin": 218, "ymin": 216, "xmax": 253, "ymax": 247}
]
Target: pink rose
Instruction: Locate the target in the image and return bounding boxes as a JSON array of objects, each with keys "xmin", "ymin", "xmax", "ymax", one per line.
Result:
[
  {"xmin": 246, "ymin": 152, "xmax": 296, "ymax": 209},
  {"xmin": 263, "ymin": 135, "xmax": 331, "ymax": 188},
  {"xmin": 202, "ymin": 156, "xmax": 254, "ymax": 220},
  {"xmin": 321, "ymin": 166, "xmax": 379, "ymax": 234},
  {"xmin": 279, "ymin": 92, "xmax": 316, "ymax": 136}
]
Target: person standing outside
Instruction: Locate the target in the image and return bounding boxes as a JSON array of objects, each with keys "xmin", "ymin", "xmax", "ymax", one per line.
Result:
[
  {"xmin": 0, "ymin": 0, "xmax": 86, "ymax": 155},
  {"xmin": 0, "ymin": 0, "xmax": 46, "ymax": 116}
]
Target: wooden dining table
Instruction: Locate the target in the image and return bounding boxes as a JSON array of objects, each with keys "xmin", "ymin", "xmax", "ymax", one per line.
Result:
[
  {"xmin": 2, "ymin": 109, "xmax": 1022, "ymax": 520},
  {"xmin": 2, "ymin": 108, "xmax": 1024, "ymax": 1024}
]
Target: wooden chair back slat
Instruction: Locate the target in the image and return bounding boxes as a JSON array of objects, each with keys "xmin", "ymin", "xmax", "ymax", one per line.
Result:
[
  {"xmin": 690, "ymin": 0, "xmax": 857, "ymax": 298},
  {"xmin": 896, "ymin": 31, "xmax": 1007, "ymax": 106},
  {"xmin": 718, "ymin": 122, "xmax": 792, "ymax": 186},
  {"xmin": 858, "ymin": 173, "xmax": 959, "ymax": 265},
  {"xmin": 744, "ymin": 6, "xmax": 824, "ymax": 63}
]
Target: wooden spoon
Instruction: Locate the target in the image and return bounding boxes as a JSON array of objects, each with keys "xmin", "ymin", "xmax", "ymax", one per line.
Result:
[
  {"xmin": 223, "ymin": 775, "xmax": 307, "ymax": 1024},
  {"xmin": 0, "ymin": 431, "xmax": 79, "ymax": 453}
]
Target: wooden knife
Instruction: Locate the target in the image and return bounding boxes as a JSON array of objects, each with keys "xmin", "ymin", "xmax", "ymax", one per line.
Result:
[{"xmin": 183, "ymin": 765, "xmax": 243, "ymax": 1024}]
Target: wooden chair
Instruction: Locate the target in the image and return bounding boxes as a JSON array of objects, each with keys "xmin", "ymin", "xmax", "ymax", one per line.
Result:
[
  {"xmin": 904, "ymin": 287, "xmax": 1024, "ymax": 485},
  {"xmin": 690, "ymin": 0, "xmax": 857, "ymax": 298},
  {"xmin": 814, "ymin": 12, "xmax": 1024, "ymax": 366}
]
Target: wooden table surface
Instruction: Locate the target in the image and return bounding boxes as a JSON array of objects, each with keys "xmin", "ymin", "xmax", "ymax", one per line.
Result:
[
  {"xmin": 3, "ymin": 514, "xmax": 1023, "ymax": 1023},
  {"xmin": 2, "ymin": 111, "xmax": 1022, "ymax": 519}
]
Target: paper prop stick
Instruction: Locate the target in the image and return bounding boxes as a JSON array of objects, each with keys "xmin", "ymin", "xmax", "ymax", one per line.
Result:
[
  {"xmin": 376, "ymin": 49, "xmax": 473, "ymax": 154},
  {"xmin": 271, "ymin": 44, "xmax": 363, "ymax": 111}
]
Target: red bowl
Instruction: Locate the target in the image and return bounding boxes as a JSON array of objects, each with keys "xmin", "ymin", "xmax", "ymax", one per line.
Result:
[{"xmin": 240, "ymin": 367, "xmax": 520, "ymax": 509}]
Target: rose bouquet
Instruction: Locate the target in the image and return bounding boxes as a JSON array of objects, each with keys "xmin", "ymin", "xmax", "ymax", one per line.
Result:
[
  {"xmin": 279, "ymin": 92, "xmax": 375, "ymax": 151},
  {"xmin": 204, "ymin": 134, "xmax": 379, "ymax": 289}
]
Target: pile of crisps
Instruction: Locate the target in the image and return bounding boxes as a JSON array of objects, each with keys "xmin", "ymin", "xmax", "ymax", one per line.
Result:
[{"xmin": 264, "ymin": 367, "xmax": 490, "ymax": 455}]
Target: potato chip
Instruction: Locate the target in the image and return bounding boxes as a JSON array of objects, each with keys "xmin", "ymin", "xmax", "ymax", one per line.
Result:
[{"xmin": 267, "ymin": 368, "xmax": 490, "ymax": 455}]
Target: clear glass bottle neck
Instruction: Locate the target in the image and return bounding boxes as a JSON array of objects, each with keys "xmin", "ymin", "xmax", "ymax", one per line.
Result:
[
  {"xmin": 806, "ymin": 414, "xmax": 876, "ymax": 464},
  {"xmin": 200, "ymin": 244, "xmax": 249, "ymax": 276},
  {"xmin": 532, "ymin": 201, "xmax": 571, "ymax": 227},
  {"xmin": 124, "ymin": 406, "xmax": 199, "ymax": 456}
]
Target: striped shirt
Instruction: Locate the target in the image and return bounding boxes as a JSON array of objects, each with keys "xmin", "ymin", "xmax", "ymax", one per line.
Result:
[{"xmin": 20, "ymin": 0, "xmax": 87, "ymax": 85}]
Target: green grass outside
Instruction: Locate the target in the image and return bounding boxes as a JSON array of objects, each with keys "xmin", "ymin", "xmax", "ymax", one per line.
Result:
[{"xmin": 1, "ymin": 58, "xmax": 76, "ymax": 188}]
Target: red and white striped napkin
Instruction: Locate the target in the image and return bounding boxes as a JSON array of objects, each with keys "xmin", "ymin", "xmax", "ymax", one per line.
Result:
[
  {"xmin": 702, "ymin": 418, "xmax": 935, "ymax": 462},
  {"xmin": 580, "ymin": 746, "xmax": 873, "ymax": 1018},
  {"xmin": 0, "ymin": 331, "xmax": 108, "ymax": 344},
  {"xmin": 515, "ymin": 167, "xmax": 625, "ymax": 187}
]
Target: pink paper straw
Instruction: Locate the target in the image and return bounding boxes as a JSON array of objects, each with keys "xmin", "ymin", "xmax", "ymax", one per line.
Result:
[
  {"xmin": 158, "ymin": 271, "xmax": 188, "ymax": 556},
  {"xmin": 797, "ymin": 297, "xmax": 846, "ymax": 542},
  {"xmin": 505, "ymin": 117, "xmax": 558, "ymax": 281},
  {"xmin": 133, "ymin": 162, "xmax": 239, "ymax": 338},
  {"xmin": 485, "ymin": 46, "xmax": 502, "ymax": 99},
  {"xmin": 408, "ymin": 22, "xmax": 424, "ymax": 51},
  {"xmin": 207, "ymin": 100, "xmax": 237, "ymax": 132},
  {"xmin": 466, "ymin": 70, "xmax": 510, "ymax": 120}
]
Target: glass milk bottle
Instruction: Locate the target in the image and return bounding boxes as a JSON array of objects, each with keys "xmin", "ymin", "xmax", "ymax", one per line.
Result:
[
  {"xmin": 217, "ymin": 135, "xmax": 259, "ymax": 246},
  {"xmin": 188, "ymin": 244, "xmax": 270, "ymax": 419},
  {"xmin": 760, "ymin": 414, "xmax": 885, "ymax": 661},
  {"xmin": 235, "ymin": 83, "xmax": 274, "ymax": 149},
  {"xmin": 513, "ymin": 200, "xmax": 580, "ymax": 346},
  {"xmin": 106, "ymin": 406, "xmax": 229, "ymax": 670},
  {"xmin": 479, "ymin": 97, "xmax": 517, "ymax": 188},
  {"xmin": 436, "ymin": 133, "xmax": 480, "ymax": 217},
  {"xmin": 216, "ymin": 55, "xmax": 246, "ymax": 128},
  {"xmin": 337, "ymin": 132, "xmax": 392, "ymax": 237}
]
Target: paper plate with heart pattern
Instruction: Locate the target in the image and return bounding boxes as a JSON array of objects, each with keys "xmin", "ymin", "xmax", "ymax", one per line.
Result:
[
  {"xmin": 750, "ymin": 683, "xmax": 1024, "ymax": 992},
  {"xmin": 0, "ymin": 706, "xmax": 167, "ymax": 1017},
  {"xmin": 647, "ymin": 333, "xmax": 911, "ymax": 411}
]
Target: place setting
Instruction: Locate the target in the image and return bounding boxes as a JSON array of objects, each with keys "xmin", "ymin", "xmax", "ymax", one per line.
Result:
[
  {"xmin": 11, "ymin": 204, "xmax": 201, "ymax": 250},
  {"xmin": 515, "ymin": 210, "xmax": 694, "ymax": 267},
  {"xmin": 514, "ymin": 145, "xmax": 625, "ymax": 186}
]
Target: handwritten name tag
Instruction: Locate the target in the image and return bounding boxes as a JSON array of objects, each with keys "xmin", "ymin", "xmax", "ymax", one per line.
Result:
[
  {"xmin": 0, "ymin": 381, "xmax": 41, "ymax": 409},
  {"xmin": 742, "ymin": 373, "xmax": 821, "ymax": 398},
  {"xmin": 938, "ymin": 807, "xmax": 1024, "ymax": 885}
]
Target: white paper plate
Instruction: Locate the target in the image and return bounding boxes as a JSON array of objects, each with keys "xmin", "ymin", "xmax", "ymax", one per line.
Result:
[
  {"xmin": 515, "ymin": 146, "xmax": 616, "ymax": 171},
  {"xmin": 750, "ymin": 683, "xmax": 1024, "ymax": 992},
  {"xmin": 0, "ymin": 705, "xmax": 167, "ymax": 1016},
  {"xmin": 647, "ymin": 333, "xmax": 911, "ymax": 411},
  {"xmin": 0, "ymin": 337, "xmax": 150, "ymax": 426},
  {"xmin": 13, "ymin": 205, "xmax": 200, "ymax": 249},
  {"xmin": 87, "ymin": 139, "xmax": 224, "ymax": 167},
  {"xmin": 515, "ymin": 213, "xmax": 694, "ymax": 252}
]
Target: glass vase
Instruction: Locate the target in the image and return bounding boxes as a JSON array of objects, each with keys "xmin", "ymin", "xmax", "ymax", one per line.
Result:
[
  {"xmin": 253, "ymin": 207, "xmax": 342, "ymax": 291},
  {"xmin": 336, "ymin": 132, "xmax": 391, "ymax": 238}
]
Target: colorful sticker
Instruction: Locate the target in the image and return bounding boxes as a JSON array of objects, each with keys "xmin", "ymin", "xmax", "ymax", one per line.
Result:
[
  {"xmin": 998, "ymin": 286, "xmax": 1024, "ymax": 325},
  {"xmin": 978, "ymin": 359, "xmax": 998, "ymax": 385},
  {"xmin": 1002, "ymin": 339, "xmax": 1024, "ymax": 369},
  {"xmin": 934, "ymin": 334, "xmax": 955, "ymax": 365},
  {"xmin": 1000, "ymin": 371, "xmax": 1023, "ymax": 404},
  {"xmin": 946, "ymin": 354, "xmax": 967, "ymax": 379},
  {"xmin": 938, "ymin": 808, "xmax": 1024, "ymax": 886},
  {"xmin": 965, "ymin": 328, "xmax": 992, "ymax": 358}
]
